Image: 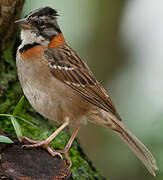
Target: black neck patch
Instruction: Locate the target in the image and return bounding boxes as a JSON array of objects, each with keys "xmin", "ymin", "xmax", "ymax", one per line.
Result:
[{"xmin": 19, "ymin": 43, "xmax": 40, "ymax": 53}]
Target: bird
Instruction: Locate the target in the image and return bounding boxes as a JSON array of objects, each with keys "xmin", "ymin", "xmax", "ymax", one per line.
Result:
[{"xmin": 15, "ymin": 7, "xmax": 158, "ymax": 175}]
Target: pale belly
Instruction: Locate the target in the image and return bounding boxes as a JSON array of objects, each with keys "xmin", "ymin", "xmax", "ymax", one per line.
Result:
[{"xmin": 16, "ymin": 56, "xmax": 91, "ymax": 126}]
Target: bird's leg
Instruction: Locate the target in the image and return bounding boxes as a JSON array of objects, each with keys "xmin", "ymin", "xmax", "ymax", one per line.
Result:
[
  {"xmin": 22, "ymin": 118, "xmax": 70, "ymax": 158},
  {"xmin": 55, "ymin": 126, "xmax": 80, "ymax": 167}
]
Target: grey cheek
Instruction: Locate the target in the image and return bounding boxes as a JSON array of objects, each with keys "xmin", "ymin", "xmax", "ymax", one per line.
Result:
[{"xmin": 43, "ymin": 28, "xmax": 58, "ymax": 37}]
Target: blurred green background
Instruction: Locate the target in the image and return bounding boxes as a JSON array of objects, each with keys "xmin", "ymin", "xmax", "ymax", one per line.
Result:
[{"xmin": 22, "ymin": 0, "xmax": 162, "ymax": 179}]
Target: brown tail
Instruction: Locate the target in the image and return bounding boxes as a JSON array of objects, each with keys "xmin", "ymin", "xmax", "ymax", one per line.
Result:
[{"xmin": 108, "ymin": 118, "xmax": 158, "ymax": 176}]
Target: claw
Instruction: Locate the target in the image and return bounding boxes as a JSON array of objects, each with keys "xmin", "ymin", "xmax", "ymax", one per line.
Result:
[
  {"xmin": 47, "ymin": 146, "xmax": 63, "ymax": 159},
  {"xmin": 21, "ymin": 125, "xmax": 79, "ymax": 168},
  {"xmin": 55, "ymin": 149, "xmax": 72, "ymax": 168},
  {"xmin": 22, "ymin": 136, "xmax": 64, "ymax": 160},
  {"xmin": 23, "ymin": 137, "xmax": 42, "ymax": 144}
]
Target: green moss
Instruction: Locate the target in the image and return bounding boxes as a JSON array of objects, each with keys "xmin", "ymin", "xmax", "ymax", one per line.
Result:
[
  {"xmin": 2, "ymin": 42, "xmax": 15, "ymax": 66},
  {"xmin": 1, "ymin": 95, "xmax": 106, "ymax": 179}
]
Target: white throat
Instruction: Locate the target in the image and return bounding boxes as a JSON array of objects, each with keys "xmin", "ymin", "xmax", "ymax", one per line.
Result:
[{"xmin": 19, "ymin": 29, "xmax": 50, "ymax": 50}]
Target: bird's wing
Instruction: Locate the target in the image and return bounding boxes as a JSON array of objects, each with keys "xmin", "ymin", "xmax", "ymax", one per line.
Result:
[{"xmin": 44, "ymin": 45, "xmax": 121, "ymax": 120}]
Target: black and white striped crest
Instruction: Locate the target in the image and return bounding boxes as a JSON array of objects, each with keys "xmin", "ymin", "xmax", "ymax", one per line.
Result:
[{"xmin": 26, "ymin": 7, "xmax": 59, "ymax": 19}]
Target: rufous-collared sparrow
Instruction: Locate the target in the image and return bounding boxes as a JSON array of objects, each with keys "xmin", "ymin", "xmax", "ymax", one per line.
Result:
[{"xmin": 15, "ymin": 7, "xmax": 158, "ymax": 175}]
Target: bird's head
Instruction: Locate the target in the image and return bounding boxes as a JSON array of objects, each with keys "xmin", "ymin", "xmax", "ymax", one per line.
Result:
[{"xmin": 15, "ymin": 7, "xmax": 61, "ymax": 46}]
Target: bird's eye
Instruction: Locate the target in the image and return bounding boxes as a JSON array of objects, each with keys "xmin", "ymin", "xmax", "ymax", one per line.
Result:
[{"xmin": 38, "ymin": 19, "xmax": 44, "ymax": 26}]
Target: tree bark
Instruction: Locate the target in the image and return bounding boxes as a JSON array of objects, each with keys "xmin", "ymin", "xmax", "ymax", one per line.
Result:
[
  {"xmin": 0, "ymin": 1, "xmax": 107, "ymax": 179},
  {"xmin": 0, "ymin": 130, "xmax": 72, "ymax": 180}
]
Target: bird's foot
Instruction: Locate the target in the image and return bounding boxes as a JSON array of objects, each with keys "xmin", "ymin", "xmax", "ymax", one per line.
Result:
[
  {"xmin": 55, "ymin": 149, "xmax": 72, "ymax": 167},
  {"xmin": 22, "ymin": 137, "xmax": 63, "ymax": 159}
]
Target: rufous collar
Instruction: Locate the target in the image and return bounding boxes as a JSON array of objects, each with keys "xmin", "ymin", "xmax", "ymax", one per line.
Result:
[{"xmin": 48, "ymin": 33, "xmax": 66, "ymax": 48}]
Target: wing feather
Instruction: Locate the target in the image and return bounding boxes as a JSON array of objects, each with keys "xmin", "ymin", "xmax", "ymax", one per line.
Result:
[{"xmin": 44, "ymin": 45, "xmax": 121, "ymax": 120}]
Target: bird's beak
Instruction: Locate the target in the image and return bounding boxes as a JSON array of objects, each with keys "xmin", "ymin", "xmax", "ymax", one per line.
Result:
[{"xmin": 15, "ymin": 18, "xmax": 29, "ymax": 28}]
